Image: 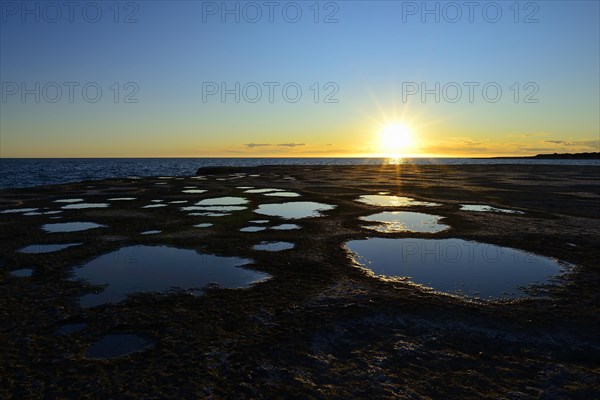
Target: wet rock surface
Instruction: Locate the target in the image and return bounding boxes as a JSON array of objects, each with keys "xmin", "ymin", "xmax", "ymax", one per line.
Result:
[{"xmin": 0, "ymin": 164, "xmax": 599, "ymax": 399}]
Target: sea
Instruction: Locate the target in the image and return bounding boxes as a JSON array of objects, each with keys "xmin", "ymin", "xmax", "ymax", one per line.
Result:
[{"xmin": 1, "ymin": 158, "xmax": 598, "ymax": 190}]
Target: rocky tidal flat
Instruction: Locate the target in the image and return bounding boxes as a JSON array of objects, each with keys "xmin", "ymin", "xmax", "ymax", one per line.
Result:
[{"xmin": 1, "ymin": 164, "xmax": 599, "ymax": 399}]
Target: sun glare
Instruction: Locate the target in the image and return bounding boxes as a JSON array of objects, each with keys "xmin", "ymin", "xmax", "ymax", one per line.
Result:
[{"xmin": 379, "ymin": 123, "xmax": 416, "ymax": 157}]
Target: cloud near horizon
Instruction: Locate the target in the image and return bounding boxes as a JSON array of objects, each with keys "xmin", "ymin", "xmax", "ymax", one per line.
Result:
[
  {"xmin": 545, "ymin": 140, "xmax": 599, "ymax": 149},
  {"xmin": 245, "ymin": 143, "xmax": 306, "ymax": 149}
]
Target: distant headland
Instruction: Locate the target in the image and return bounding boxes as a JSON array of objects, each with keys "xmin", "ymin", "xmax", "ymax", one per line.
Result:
[{"xmin": 491, "ymin": 152, "xmax": 600, "ymax": 160}]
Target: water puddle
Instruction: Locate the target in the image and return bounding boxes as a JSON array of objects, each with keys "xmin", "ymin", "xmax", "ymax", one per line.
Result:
[
  {"xmin": 346, "ymin": 238, "xmax": 566, "ymax": 299},
  {"xmin": 182, "ymin": 189, "xmax": 207, "ymax": 194},
  {"xmin": 170, "ymin": 200, "xmax": 188, "ymax": 204},
  {"xmin": 195, "ymin": 197, "xmax": 248, "ymax": 206},
  {"xmin": 194, "ymin": 223, "xmax": 213, "ymax": 228},
  {"xmin": 85, "ymin": 334, "xmax": 155, "ymax": 359},
  {"xmin": 141, "ymin": 230, "xmax": 161, "ymax": 235},
  {"xmin": 460, "ymin": 204, "xmax": 524, "ymax": 214},
  {"xmin": 189, "ymin": 212, "xmax": 231, "ymax": 217},
  {"xmin": 56, "ymin": 323, "xmax": 87, "ymax": 336},
  {"xmin": 253, "ymin": 242, "xmax": 295, "ymax": 252},
  {"xmin": 19, "ymin": 243, "xmax": 82, "ymax": 253},
  {"xmin": 182, "ymin": 206, "xmax": 247, "ymax": 212},
  {"xmin": 360, "ymin": 212, "xmax": 449, "ymax": 233},
  {"xmin": 151, "ymin": 200, "xmax": 164, "ymax": 203},
  {"xmin": 1, "ymin": 208, "xmax": 39, "ymax": 214},
  {"xmin": 74, "ymin": 245, "xmax": 269, "ymax": 307},
  {"xmin": 249, "ymin": 220, "xmax": 269, "ymax": 224},
  {"xmin": 108, "ymin": 197, "xmax": 136, "ymax": 201},
  {"xmin": 263, "ymin": 192, "xmax": 301, "ymax": 198},
  {"xmin": 183, "ymin": 197, "xmax": 249, "ymax": 217},
  {"xmin": 43, "ymin": 222, "xmax": 105, "ymax": 233},
  {"xmin": 357, "ymin": 195, "xmax": 440, "ymax": 207},
  {"xmin": 255, "ymin": 202, "xmax": 335, "ymax": 219},
  {"xmin": 62, "ymin": 203, "xmax": 109, "ymax": 210},
  {"xmin": 271, "ymin": 224, "xmax": 300, "ymax": 230},
  {"xmin": 245, "ymin": 188, "xmax": 285, "ymax": 194},
  {"xmin": 11, "ymin": 268, "xmax": 33, "ymax": 277},
  {"xmin": 237, "ymin": 186, "xmax": 254, "ymax": 189},
  {"xmin": 142, "ymin": 204, "xmax": 167, "ymax": 209},
  {"xmin": 54, "ymin": 199, "xmax": 84, "ymax": 203},
  {"xmin": 240, "ymin": 226, "xmax": 267, "ymax": 232}
]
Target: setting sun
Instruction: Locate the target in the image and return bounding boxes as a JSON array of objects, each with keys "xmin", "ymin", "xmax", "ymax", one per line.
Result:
[{"xmin": 379, "ymin": 123, "xmax": 416, "ymax": 156}]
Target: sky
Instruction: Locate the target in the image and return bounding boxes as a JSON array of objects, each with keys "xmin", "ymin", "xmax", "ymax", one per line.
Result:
[{"xmin": 1, "ymin": 0, "xmax": 599, "ymax": 158}]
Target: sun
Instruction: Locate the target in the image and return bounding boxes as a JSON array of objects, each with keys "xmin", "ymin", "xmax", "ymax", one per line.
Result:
[{"xmin": 379, "ymin": 122, "xmax": 416, "ymax": 157}]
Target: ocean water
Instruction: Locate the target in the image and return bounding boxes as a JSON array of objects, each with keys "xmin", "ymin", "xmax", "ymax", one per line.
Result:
[{"xmin": 0, "ymin": 158, "xmax": 598, "ymax": 190}]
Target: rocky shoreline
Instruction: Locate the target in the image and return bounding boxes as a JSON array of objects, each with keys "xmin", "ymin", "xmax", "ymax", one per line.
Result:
[{"xmin": 1, "ymin": 164, "xmax": 599, "ymax": 399}]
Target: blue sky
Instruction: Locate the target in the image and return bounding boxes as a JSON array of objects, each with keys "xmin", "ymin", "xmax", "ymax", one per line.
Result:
[{"xmin": 1, "ymin": 1, "xmax": 599, "ymax": 157}]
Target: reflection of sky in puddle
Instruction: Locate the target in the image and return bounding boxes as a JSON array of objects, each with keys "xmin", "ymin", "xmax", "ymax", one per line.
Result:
[
  {"xmin": 19, "ymin": 243, "xmax": 82, "ymax": 253},
  {"xmin": 1, "ymin": 208, "xmax": 39, "ymax": 214},
  {"xmin": 43, "ymin": 222, "xmax": 105, "ymax": 233},
  {"xmin": 11, "ymin": 268, "xmax": 33, "ymax": 277},
  {"xmin": 263, "ymin": 192, "xmax": 301, "ymax": 198},
  {"xmin": 183, "ymin": 197, "xmax": 249, "ymax": 217},
  {"xmin": 253, "ymin": 241, "xmax": 295, "ymax": 251},
  {"xmin": 361, "ymin": 212, "xmax": 448, "ymax": 233},
  {"xmin": 62, "ymin": 203, "xmax": 109, "ymax": 210},
  {"xmin": 141, "ymin": 230, "xmax": 161, "ymax": 235},
  {"xmin": 74, "ymin": 245, "xmax": 269, "ymax": 307},
  {"xmin": 182, "ymin": 206, "xmax": 247, "ymax": 212},
  {"xmin": 240, "ymin": 226, "xmax": 267, "ymax": 232},
  {"xmin": 189, "ymin": 212, "xmax": 231, "ymax": 217},
  {"xmin": 182, "ymin": 189, "xmax": 207, "ymax": 194},
  {"xmin": 255, "ymin": 202, "xmax": 335, "ymax": 219},
  {"xmin": 194, "ymin": 223, "xmax": 213, "ymax": 228},
  {"xmin": 460, "ymin": 204, "xmax": 524, "ymax": 214},
  {"xmin": 142, "ymin": 204, "xmax": 167, "ymax": 209},
  {"xmin": 249, "ymin": 220, "xmax": 269, "ymax": 224},
  {"xmin": 245, "ymin": 188, "xmax": 285, "ymax": 194},
  {"xmin": 85, "ymin": 334, "xmax": 155, "ymax": 359},
  {"xmin": 357, "ymin": 195, "xmax": 440, "ymax": 207},
  {"xmin": 108, "ymin": 198, "xmax": 136, "ymax": 201},
  {"xmin": 346, "ymin": 238, "xmax": 566, "ymax": 299},
  {"xmin": 195, "ymin": 197, "xmax": 248, "ymax": 206},
  {"xmin": 54, "ymin": 199, "xmax": 84, "ymax": 203},
  {"xmin": 271, "ymin": 224, "xmax": 300, "ymax": 230}
]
